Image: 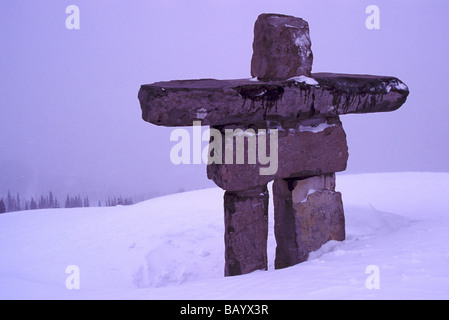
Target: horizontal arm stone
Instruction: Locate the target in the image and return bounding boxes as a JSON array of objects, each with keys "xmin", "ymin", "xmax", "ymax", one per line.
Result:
[{"xmin": 138, "ymin": 73, "xmax": 409, "ymax": 127}]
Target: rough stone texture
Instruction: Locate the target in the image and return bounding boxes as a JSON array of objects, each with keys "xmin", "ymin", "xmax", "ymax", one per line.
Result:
[
  {"xmin": 207, "ymin": 117, "xmax": 348, "ymax": 191},
  {"xmin": 273, "ymin": 175, "xmax": 345, "ymax": 269},
  {"xmin": 224, "ymin": 186, "xmax": 269, "ymax": 276},
  {"xmin": 251, "ymin": 13, "xmax": 313, "ymax": 81},
  {"xmin": 138, "ymin": 74, "xmax": 409, "ymax": 127}
]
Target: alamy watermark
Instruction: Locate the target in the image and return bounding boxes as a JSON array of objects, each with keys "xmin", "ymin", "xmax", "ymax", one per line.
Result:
[
  {"xmin": 65, "ymin": 265, "xmax": 80, "ymax": 290},
  {"xmin": 365, "ymin": 5, "xmax": 380, "ymax": 30},
  {"xmin": 66, "ymin": 5, "xmax": 80, "ymax": 30},
  {"xmin": 365, "ymin": 265, "xmax": 380, "ymax": 289},
  {"xmin": 169, "ymin": 121, "xmax": 279, "ymax": 176}
]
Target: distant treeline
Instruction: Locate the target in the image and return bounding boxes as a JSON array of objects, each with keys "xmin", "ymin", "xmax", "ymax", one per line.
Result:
[{"xmin": 0, "ymin": 191, "xmax": 134, "ymax": 214}]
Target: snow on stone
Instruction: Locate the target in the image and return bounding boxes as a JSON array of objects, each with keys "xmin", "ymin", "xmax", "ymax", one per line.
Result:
[
  {"xmin": 297, "ymin": 122, "xmax": 336, "ymax": 133},
  {"xmin": 288, "ymin": 75, "xmax": 319, "ymax": 86},
  {"xmin": 255, "ymin": 90, "xmax": 267, "ymax": 97},
  {"xmin": 385, "ymin": 80, "xmax": 409, "ymax": 93},
  {"xmin": 395, "ymin": 82, "xmax": 408, "ymax": 91},
  {"xmin": 389, "ymin": 81, "xmax": 408, "ymax": 92},
  {"xmin": 300, "ymin": 188, "xmax": 318, "ymax": 203},
  {"xmin": 196, "ymin": 108, "xmax": 208, "ymax": 119},
  {"xmin": 292, "ymin": 32, "xmax": 312, "ymax": 58},
  {"xmin": 294, "ymin": 33, "xmax": 309, "ymax": 48}
]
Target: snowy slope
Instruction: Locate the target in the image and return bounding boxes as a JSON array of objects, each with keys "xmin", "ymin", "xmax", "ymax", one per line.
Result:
[{"xmin": 0, "ymin": 172, "xmax": 448, "ymax": 300}]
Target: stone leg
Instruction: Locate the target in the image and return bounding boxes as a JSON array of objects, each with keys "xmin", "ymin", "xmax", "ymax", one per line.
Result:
[
  {"xmin": 224, "ymin": 185, "xmax": 269, "ymax": 276},
  {"xmin": 273, "ymin": 174, "xmax": 345, "ymax": 269}
]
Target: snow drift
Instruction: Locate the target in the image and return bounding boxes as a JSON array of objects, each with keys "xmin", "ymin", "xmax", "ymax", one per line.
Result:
[{"xmin": 0, "ymin": 172, "xmax": 448, "ymax": 300}]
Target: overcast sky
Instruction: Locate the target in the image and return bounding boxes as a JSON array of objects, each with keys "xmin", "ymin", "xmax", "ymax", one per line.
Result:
[{"xmin": 1, "ymin": 0, "xmax": 449, "ymax": 201}]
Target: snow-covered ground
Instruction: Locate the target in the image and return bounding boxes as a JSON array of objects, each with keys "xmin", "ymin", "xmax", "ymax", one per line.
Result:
[{"xmin": 1, "ymin": 172, "xmax": 448, "ymax": 300}]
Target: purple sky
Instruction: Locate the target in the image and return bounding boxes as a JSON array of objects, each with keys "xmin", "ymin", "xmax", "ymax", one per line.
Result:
[{"xmin": 1, "ymin": 0, "xmax": 449, "ymax": 201}]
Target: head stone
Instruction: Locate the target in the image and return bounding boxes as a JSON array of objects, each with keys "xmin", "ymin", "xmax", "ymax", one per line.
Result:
[{"xmin": 251, "ymin": 13, "xmax": 313, "ymax": 81}]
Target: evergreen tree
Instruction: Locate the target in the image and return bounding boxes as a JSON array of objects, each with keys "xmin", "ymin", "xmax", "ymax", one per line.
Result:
[
  {"xmin": 54, "ymin": 197, "xmax": 60, "ymax": 208},
  {"xmin": 76, "ymin": 194, "xmax": 82, "ymax": 207},
  {"xmin": 49, "ymin": 192, "xmax": 54, "ymax": 208},
  {"xmin": 65, "ymin": 194, "xmax": 71, "ymax": 208},
  {"xmin": 7, "ymin": 191, "xmax": 15, "ymax": 212},
  {"xmin": 83, "ymin": 196, "xmax": 90, "ymax": 208},
  {"xmin": 0, "ymin": 199, "xmax": 6, "ymax": 214},
  {"xmin": 30, "ymin": 198, "xmax": 37, "ymax": 210},
  {"xmin": 16, "ymin": 193, "xmax": 21, "ymax": 211},
  {"xmin": 38, "ymin": 195, "xmax": 48, "ymax": 209}
]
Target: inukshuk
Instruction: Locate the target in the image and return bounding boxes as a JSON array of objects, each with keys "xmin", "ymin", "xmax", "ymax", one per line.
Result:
[{"xmin": 138, "ymin": 13, "xmax": 409, "ymax": 276}]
